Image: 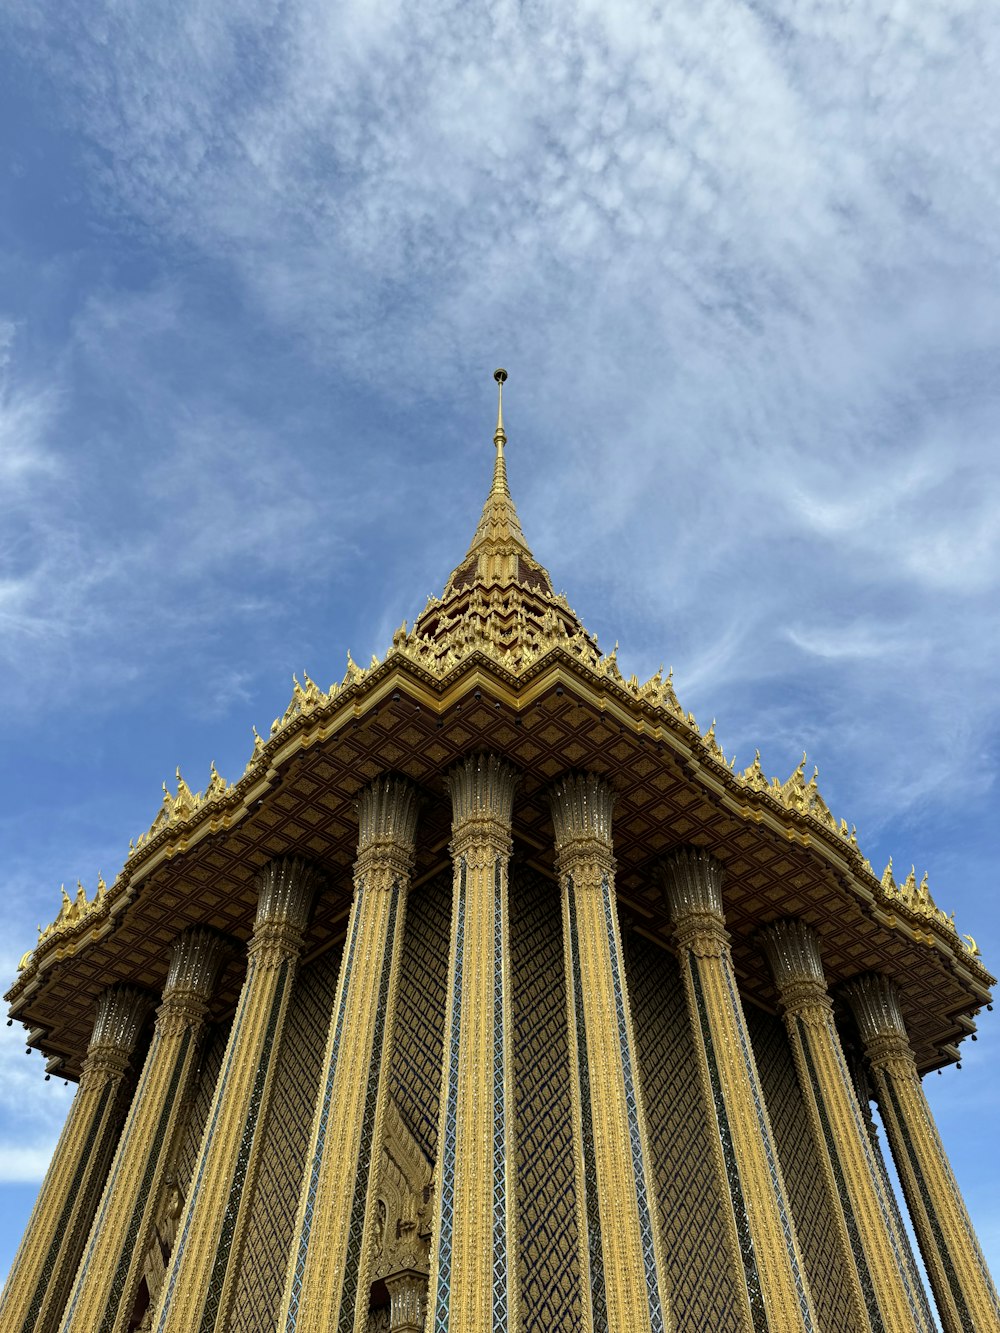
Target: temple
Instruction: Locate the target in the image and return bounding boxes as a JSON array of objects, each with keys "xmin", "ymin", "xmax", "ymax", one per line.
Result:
[{"xmin": 3, "ymin": 371, "xmax": 999, "ymax": 1333}]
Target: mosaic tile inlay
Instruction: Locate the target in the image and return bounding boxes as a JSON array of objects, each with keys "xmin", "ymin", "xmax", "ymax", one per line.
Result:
[
  {"xmin": 565, "ymin": 874, "xmax": 608, "ymax": 1333},
  {"xmin": 600, "ymin": 876, "xmax": 665, "ymax": 1333},
  {"xmin": 431, "ymin": 859, "xmax": 467, "ymax": 1333}
]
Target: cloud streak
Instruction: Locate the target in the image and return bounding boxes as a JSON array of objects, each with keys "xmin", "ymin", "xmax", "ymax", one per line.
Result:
[{"xmin": 1, "ymin": 0, "xmax": 999, "ymax": 1285}]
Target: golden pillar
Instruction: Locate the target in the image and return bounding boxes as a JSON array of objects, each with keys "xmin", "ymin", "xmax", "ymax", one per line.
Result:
[
  {"xmin": 153, "ymin": 856, "xmax": 321, "ymax": 1333},
  {"xmin": 59, "ymin": 927, "xmax": 229, "ymax": 1333},
  {"xmin": 426, "ymin": 753, "xmax": 519, "ymax": 1333},
  {"xmin": 281, "ymin": 775, "xmax": 419, "ymax": 1333},
  {"xmin": 844, "ymin": 973, "xmax": 1000, "ymax": 1333},
  {"xmin": 760, "ymin": 920, "xmax": 934, "ymax": 1333},
  {"xmin": 549, "ymin": 773, "xmax": 672, "ymax": 1333},
  {"xmin": 660, "ymin": 848, "xmax": 818, "ymax": 1333},
  {"xmin": 0, "ymin": 984, "xmax": 152, "ymax": 1333}
]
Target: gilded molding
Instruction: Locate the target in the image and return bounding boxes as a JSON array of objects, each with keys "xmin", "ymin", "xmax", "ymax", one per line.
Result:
[{"xmin": 844, "ymin": 974, "xmax": 1000, "ymax": 1333}]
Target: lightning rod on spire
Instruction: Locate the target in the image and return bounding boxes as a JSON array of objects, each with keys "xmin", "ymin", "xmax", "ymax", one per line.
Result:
[{"xmin": 493, "ymin": 368, "xmax": 507, "ymax": 449}]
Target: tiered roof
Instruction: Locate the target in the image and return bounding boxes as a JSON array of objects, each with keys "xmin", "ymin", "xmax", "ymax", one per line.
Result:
[{"xmin": 7, "ymin": 378, "xmax": 992, "ymax": 1079}]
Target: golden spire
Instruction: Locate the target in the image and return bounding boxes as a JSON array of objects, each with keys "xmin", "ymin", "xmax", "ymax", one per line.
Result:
[{"xmin": 460, "ymin": 368, "xmax": 531, "ymax": 562}]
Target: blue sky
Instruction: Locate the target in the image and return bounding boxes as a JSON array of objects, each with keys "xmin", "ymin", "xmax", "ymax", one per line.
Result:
[{"xmin": 1, "ymin": 0, "xmax": 999, "ymax": 1297}]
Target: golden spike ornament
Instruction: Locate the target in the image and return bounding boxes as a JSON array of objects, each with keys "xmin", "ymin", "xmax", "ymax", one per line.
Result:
[{"xmin": 494, "ymin": 366, "xmax": 507, "ymax": 450}]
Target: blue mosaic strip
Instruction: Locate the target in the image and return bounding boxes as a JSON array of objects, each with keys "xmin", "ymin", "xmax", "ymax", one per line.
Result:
[
  {"xmin": 882, "ymin": 1074, "xmax": 981, "ymax": 1331},
  {"xmin": 600, "ymin": 877, "xmax": 666, "ymax": 1333},
  {"xmin": 285, "ymin": 892, "xmax": 365, "ymax": 1329},
  {"xmin": 492, "ymin": 858, "xmax": 509, "ymax": 1333},
  {"xmin": 197, "ymin": 958, "xmax": 291, "ymax": 1332},
  {"xmin": 337, "ymin": 884, "xmax": 401, "ymax": 1332},
  {"xmin": 155, "ymin": 959, "xmax": 257, "ymax": 1332},
  {"xmin": 565, "ymin": 876, "xmax": 608, "ymax": 1333},
  {"xmin": 720, "ymin": 961, "xmax": 815, "ymax": 1330},
  {"xmin": 432, "ymin": 859, "xmax": 467, "ymax": 1333},
  {"xmin": 23, "ymin": 1080, "xmax": 116, "ymax": 1333}
]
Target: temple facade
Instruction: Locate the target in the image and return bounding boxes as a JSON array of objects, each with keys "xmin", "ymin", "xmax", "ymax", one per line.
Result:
[{"xmin": 3, "ymin": 373, "xmax": 999, "ymax": 1333}]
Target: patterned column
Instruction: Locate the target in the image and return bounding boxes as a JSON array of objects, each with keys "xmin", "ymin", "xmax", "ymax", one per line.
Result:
[
  {"xmin": 846, "ymin": 1050, "xmax": 933, "ymax": 1315},
  {"xmin": 549, "ymin": 773, "xmax": 672, "ymax": 1333},
  {"xmin": 660, "ymin": 849, "xmax": 817, "ymax": 1333},
  {"xmin": 59, "ymin": 927, "xmax": 229, "ymax": 1333},
  {"xmin": 282, "ymin": 775, "xmax": 419, "ymax": 1333},
  {"xmin": 844, "ymin": 973, "xmax": 1000, "ymax": 1333},
  {"xmin": 427, "ymin": 753, "xmax": 518, "ymax": 1333},
  {"xmin": 0, "ymin": 984, "xmax": 152, "ymax": 1333},
  {"xmin": 153, "ymin": 856, "xmax": 321, "ymax": 1333},
  {"xmin": 760, "ymin": 921, "xmax": 934, "ymax": 1333}
]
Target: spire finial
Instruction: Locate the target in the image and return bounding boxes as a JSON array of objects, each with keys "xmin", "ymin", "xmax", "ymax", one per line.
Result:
[
  {"xmin": 492, "ymin": 368, "xmax": 509, "ymax": 496},
  {"xmin": 494, "ymin": 368, "xmax": 507, "ymax": 443}
]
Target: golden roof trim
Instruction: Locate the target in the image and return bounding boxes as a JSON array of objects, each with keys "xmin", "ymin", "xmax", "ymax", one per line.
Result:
[{"xmin": 11, "ymin": 634, "xmax": 990, "ymax": 1000}]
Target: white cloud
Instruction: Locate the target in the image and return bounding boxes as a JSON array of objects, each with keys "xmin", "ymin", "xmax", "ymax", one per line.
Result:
[
  {"xmin": 0, "ymin": 1015, "xmax": 73, "ymax": 1185},
  {"xmin": 0, "ymin": 0, "xmax": 996, "ymax": 824},
  {"xmin": 1, "ymin": 0, "xmax": 1000, "ymax": 1282}
]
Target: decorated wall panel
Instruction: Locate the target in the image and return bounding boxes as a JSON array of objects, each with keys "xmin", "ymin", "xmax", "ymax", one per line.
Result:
[
  {"xmin": 171, "ymin": 1024, "xmax": 228, "ymax": 1205},
  {"xmin": 509, "ymin": 863, "xmax": 581, "ymax": 1333},
  {"xmin": 389, "ymin": 869, "xmax": 451, "ymax": 1159},
  {"xmin": 227, "ymin": 945, "xmax": 342, "ymax": 1333},
  {"xmin": 138, "ymin": 1022, "xmax": 228, "ymax": 1316},
  {"xmin": 747, "ymin": 1007, "xmax": 860, "ymax": 1332},
  {"xmin": 627, "ymin": 934, "xmax": 746, "ymax": 1332}
]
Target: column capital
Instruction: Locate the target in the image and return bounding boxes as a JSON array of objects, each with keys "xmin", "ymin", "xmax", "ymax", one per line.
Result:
[
  {"xmin": 548, "ymin": 772, "xmax": 616, "ymax": 880},
  {"xmin": 842, "ymin": 973, "xmax": 913, "ymax": 1069},
  {"xmin": 759, "ymin": 919, "xmax": 831, "ymax": 1016},
  {"xmin": 250, "ymin": 855, "xmax": 321, "ymax": 959},
  {"xmin": 548, "ymin": 772, "xmax": 615, "ymax": 845},
  {"xmin": 159, "ymin": 926, "xmax": 230, "ymax": 1028},
  {"xmin": 85, "ymin": 986, "xmax": 156, "ymax": 1077},
  {"xmin": 355, "ymin": 774, "xmax": 420, "ymax": 881},
  {"xmin": 163, "ymin": 926, "xmax": 230, "ymax": 1002},
  {"xmin": 446, "ymin": 752, "xmax": 517, "ymax": 859},
  {"xmin": 384, "ymin": 1268, "xmax": 428, "ymax": 1333},
  {"xmin": 659, "ymin": 847, "xmax": 727, "ymax": 955}
]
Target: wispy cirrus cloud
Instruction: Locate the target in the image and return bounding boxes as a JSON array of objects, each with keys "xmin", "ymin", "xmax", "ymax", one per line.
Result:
[{"xmin": 1, "ymin": 0, "xmax": 999, "ymax": 1282}]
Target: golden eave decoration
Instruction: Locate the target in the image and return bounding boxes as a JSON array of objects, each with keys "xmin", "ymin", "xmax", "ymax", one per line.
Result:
[{"xmin": 8, "ymin": 372, "xmax": 992, "ymax": 1076}]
